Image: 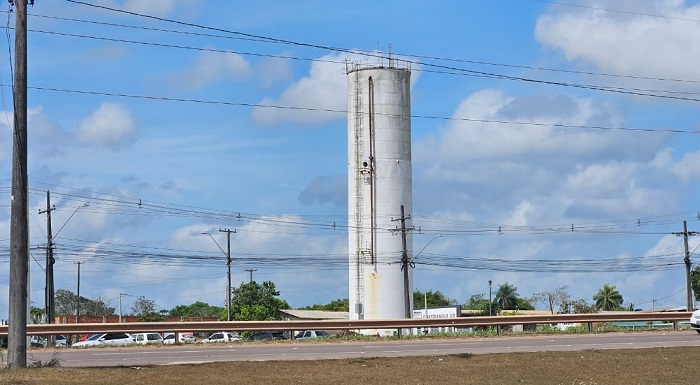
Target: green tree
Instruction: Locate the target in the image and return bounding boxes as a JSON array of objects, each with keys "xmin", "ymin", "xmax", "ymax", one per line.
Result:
[
  {"xmin": 413, "ymin": 290, "xmax": 457, "ymax": 308},
  {"xmin": 593, "ymin": 284, "xmax": 624, "ymax": 311},
  {"xmin": 300, "ymin": 298, "xmax": 349, "ymax": 312},
  {"xmin": 563, "ymin": 299, "xmax": 597, "ymax": 314},
  {"xmin": 531, "ymin": 286, "xmax": 570, "ymax": 314},
  {"xmin": 230, "ymin": 281, "xmax": 289, "ymax": 321},
  {"xmin": 516, "ymin": 297, "xmax": 535, "ymax": 311},
  {"xmin": 691, "ymin": 266, "xmax": 700, "ymax": 304},
  {"xmin": 30, "ymin": 306, "xmax": 46, "ymax": 324},
  {"xmin": 495, "ymin": 282, "xmax": 519, "ymax": 311},
  {"xmin": 462, "ymin": 294, "xmax": 490, "ymax": 315},
  {"xmin": 169, "ymin": 301, "xmax": 224, "ymax": 319},
  {"xmin": 55, "ymin": 289, "xmax": 115, "ymax": 316}
]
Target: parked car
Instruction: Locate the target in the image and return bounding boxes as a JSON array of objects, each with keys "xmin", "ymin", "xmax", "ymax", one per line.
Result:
[
  {"xmin": 133, "ymin": 332, "xmax": 164, "ymax": 345},
  {"xmin": 252, "ymin": 331, "xmax": 287, "ymax": 341},
  {"xmin": 294, "ymin": 330, "xmax": 329, "ymax": 340},
  {"xmin": 163, "ymin": 332, "xmax": 196, "ymax": 345},
  {"xmin": 202, "ymin": 332, "xmax": 241, "ymax": 343},
  {"xmin": 73, "ymin": 333, "xmax": 134, "ymax": 347},
  {"xmin": 55, "ymin": 335, "xmax": 68, "ymax": 347},
  {"xmin": 690, "ymin": 309, "xmax": 700, "ymax": 334}
]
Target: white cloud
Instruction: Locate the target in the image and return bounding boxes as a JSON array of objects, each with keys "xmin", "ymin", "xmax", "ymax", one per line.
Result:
[
  {"xmin": 250, "ymin": 53, "xmax": 348, "ymax": 125},
  {"xmin": 123, "ymin": 0, "xmax": 176, "ymax": 17},
  {"xmin": 414, "ymin": 89, "xmax": 676, "ymax": 223},
  {"xmin": 535, "ymin": 1, "xmax": 700, "ymax": 80},
  {"xmin": 171, "ymin": 51, "xmax": 251, "ymax": 90},
  {"xmin": 250, "ymin": 52, "xmax": 420, "ymax": 125},
  {"xmin": 257, "ymin": 56, "xmax": 294, "ymax": 87},
  {"xmin": 77, "ymin": 103, "xmax": 137, "ymax": 149},
  {"xmin": 671, "ymin": 150, "xmax": 700, "ymax": 182}
]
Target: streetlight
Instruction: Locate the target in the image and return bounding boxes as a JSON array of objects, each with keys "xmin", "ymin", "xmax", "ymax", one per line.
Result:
[
  {"xmin": 201, "ymin": 229, "xmax": 236, "ymax": 321},
  {"xmin": 488, "ymin": 280, "xmax": 492, "ymax": 316},
  {"xmin": 119, "ymin": 293, "xmax": 128, "ymax": 323},
  {"xmin": 414, "ymin": 234, "xmax": 443, "ymax": 260}
]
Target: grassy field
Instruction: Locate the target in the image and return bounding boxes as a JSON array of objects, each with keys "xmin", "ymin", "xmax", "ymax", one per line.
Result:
[{"xmin": 1, "ymin": 346, "xmax": 698, "ymax": 385}]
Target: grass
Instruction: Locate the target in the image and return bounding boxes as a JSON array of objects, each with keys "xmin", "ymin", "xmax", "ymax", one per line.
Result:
[{"xmin": 0, "ymin": 346, "xmax": 697, "ymax": 385}]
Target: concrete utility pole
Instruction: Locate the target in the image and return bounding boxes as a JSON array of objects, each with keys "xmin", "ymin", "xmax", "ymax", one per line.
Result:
[
  {"xmin": 8, "ymin": 0, "xmax": 30, "ymax": 369},
  {"xmin": 244, "ymin": 268, "xmax": 257, "ymax": 283},
  {"xmin": 75, "ymin": 261, "xmax": 85, "ymax": 323},
  {"xmin": 219, "ymin": 228, "xmax": 236, "ymax": 322},
  {"xmin": 119, "ymin": 293, "xmax": 128, "ymax": 323},
  {"xmin": 394, "ymin": 205, "xmax": 413, "ymax": 319},
  {"xmin": 39, "ymin": 191, "xmax": 55, "ymax": 325},
  {"xmin": 673, "ymin": 221, "xmax": 698, "ymax": 311}
]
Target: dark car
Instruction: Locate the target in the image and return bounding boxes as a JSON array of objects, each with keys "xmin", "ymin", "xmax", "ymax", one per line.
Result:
[{"xmin": 252, "ymin": 331, "xmax": 287, "ymax": 341}]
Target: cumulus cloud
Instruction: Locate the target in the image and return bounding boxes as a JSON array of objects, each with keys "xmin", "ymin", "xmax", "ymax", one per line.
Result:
[
  {"xmin": 77, "ymin": 103, "xmax": 137, "ymax": 149},
  {"xmin": 171, "ymin": 51, "xmax": 251, "ymax": 90},
  {"xmin": 123, "ymin": 0, "xmax": 176, "ymax": 17},
  {"xmin": 258, "ymin": 56, "xmax": 294, "ymax": 87},
  {"xmin": 414, "ymin": 89, "xmax": 675, "ymax": 224},
  {"xmin": 535, "ymin": 0, "xmax": 700, "ymax": 81},
  {"xmin": 298, "ymin": 175, "xmax": 347, "ymax": 208},
  {"xmin": 251, "ymin": 52, "xmax": 420, "ymax": 125}
]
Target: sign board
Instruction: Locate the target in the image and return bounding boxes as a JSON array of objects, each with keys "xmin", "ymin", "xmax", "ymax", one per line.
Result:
[{"xmin": 412, "ymin": 305, "xmax": 461, "ymax": 334}]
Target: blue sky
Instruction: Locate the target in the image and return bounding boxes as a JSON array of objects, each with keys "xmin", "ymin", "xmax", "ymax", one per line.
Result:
[{"xmin": 2, "ymin": 0, "xmax": 700, "ymax": 318}]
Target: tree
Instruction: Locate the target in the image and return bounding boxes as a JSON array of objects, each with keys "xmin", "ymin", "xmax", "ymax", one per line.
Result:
[
  {"xmin": 54, "ymin": 289, "xmax": 115, "ymax": 316},
  {"xmin": 30, "ymin": 306, "xmax": 46, "ymax": 324},
  {"xmin": 563, "ymin": 299, "xmax": 597, "ymax": 314},
  {"xmin": 131, "ymin": 296, "xmax": 158, "ymax": 315},
  {"xmin": 169, "ymin": 301, "xmax": 225, "ymax": 319},
  {"xmin": 230, "ymin": 281, "xmax": 289, "ymax": 321},
  {"xmin": 495, "ymin": 282, "xmax": 519, "ymax": 311},
  {"xmin": 299, "ymin": 298, "xmax": 349, "ymax": 312},
  {"xmin": 691, "ymin": 266, "xmax": 700, "ymax": 304},
  {"xmin": 516, "ymin": 297, "xmax": 535, "ymax": 311},
  {"xmin": 531, "ymin": 286, "xmax": 571, "ymax": 314},
  {"xmin": 593, "ymin": 284, "xmax": 624, "ymax": 311},
  {"xmin": 413, "ymin": 290, "xmax": 457, "ymax": 308},
  {"xmin": 462, "ymin": 294, "xmax": 490, "ymax": 315}
]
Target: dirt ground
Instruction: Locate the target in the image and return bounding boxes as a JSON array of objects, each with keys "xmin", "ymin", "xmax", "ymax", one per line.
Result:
[{"xmin": 1, "ymin": 346, "xmax": 698, "ymax": 385}]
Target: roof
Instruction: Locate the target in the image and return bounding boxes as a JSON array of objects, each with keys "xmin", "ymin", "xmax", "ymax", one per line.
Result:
[{"xmin": 280, "ymin": 309, "xmax": 349, "ymax": 320}]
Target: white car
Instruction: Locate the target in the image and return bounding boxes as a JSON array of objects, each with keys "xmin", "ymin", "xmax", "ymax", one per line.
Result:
[
  {"xmin": 202, "ymin": 332, "xmax": 241, "ymax": 343},
  {"xmin": 73, "ymin": 333, "xmax": 134, "ymax": 347},
  {"xmin": 132, "ymin": 332, "xmax": 164, "ymax": 345},
  {"xmin": 163, "ymin": 332, "xmax": 196, "ymax": 345},
  {"xmin": 294, "ymin": 330, "xmax": 329, "ymax": 340},
  {"xmin": 690, "ymin": 309, "xmax": 700, "ymax": 334}
]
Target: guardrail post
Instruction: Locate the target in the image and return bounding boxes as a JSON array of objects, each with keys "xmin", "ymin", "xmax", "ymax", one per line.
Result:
[
  {"xmin": 496, "ymin": 325, "xmax": 501, "ymax": 336},
  {"xmin": 587, "ymin": 322, "xmax": 592, "ymax": 333}
]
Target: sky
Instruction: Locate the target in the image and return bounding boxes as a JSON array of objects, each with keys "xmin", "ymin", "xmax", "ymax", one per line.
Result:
[{"xmin": 2, "ymin": 0, "xmax": 700, "ymax": 319}]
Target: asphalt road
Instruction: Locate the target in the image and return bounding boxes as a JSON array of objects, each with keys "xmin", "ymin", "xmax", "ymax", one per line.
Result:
[{"xmin": 27, "ymin": 331, "xmax": 700, "ymax": 368}]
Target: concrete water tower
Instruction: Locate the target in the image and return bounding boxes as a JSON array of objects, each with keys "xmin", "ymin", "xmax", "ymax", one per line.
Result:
[{"xmin": 347, "ymin": 62, "xmax": 413, "ymax": 332}]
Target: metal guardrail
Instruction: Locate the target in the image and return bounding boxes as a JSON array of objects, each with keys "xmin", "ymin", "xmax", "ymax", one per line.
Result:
[{"xmin": 0, "ymin": 312, "xmax": 692, "ymax": 336}]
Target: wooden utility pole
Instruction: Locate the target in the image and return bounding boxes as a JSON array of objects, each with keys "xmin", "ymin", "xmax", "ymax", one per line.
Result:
[{"xmin": 8, "ymin": 0, "xmax": 29, "ymax": 369}]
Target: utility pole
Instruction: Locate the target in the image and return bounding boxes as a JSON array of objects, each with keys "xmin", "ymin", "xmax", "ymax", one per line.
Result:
[
  {"xmin": 244, "ymin": 268, "xmax": 257, "ymax": 283},
  {"xmin": 39, "ymin": 191, "xmax": 55, "ymax": 325},
  {"xmin": 75, "ymin": 261, "xmax": 85, "ymax": 323},
  {"xmin": 8, "ymin": 0, "xmax": 30, "ymax": 369},
  {"xmin": 393, "ymin": 205, "xmax": 413, "ymax": 319},
  {"xmin": 673, "ymin": 221, "xmax": 698, "ymax": 311},
  {"xmin": 219, "ymin": 228, "xmax": 236, "ymax": 322},
  {"xmin": 488, "ymin": 280, "xmax": 492, "ymax": 316}
]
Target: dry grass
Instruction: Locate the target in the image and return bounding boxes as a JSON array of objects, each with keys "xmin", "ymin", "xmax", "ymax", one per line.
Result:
[{"xmin": 1, "ymin": 346, "xmax": 698, "ymax": 385}]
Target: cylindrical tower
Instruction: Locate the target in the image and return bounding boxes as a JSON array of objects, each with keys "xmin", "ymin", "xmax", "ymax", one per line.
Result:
[{"xmin": 347, "ymin": 64, "xmax": 413, "ymax": 331}]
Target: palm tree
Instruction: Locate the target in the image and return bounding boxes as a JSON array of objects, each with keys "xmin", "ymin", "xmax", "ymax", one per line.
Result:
[
  {"xmin": 496, "ymin": 282, "xmax": 519, "ymax": 311},
  {"xmin": 593, "ymin": 284, "xmax": 623, "ymax": 311}
]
